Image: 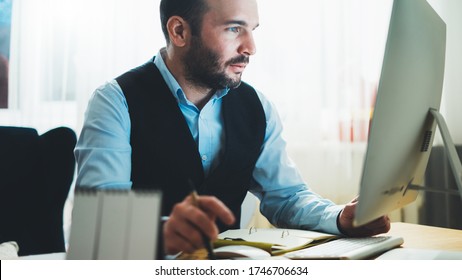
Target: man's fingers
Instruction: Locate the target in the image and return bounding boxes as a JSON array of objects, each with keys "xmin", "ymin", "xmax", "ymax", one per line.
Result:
[
  {"xmin": 164, "ymin": 205, "xmax": 212, "ymax": 254},
  {"xmin": 364, "ymin": 215, "xmax": 391, "ymax": 234},
  {"xmin": 352, "ymin": 216, "xmax": 390, "ymax": 237},
  {"xmin": 163, "ymin": 195, "xmax": 235, "ymax": 255},
  {"xmin": 366, "ymin": 215, "xmax": 390, "ymax": 228},
  {"xmin": 173, "ymin": 201, "xmax": 219, "ymax": 238},
  {"xmin": 196, "ymin": 195, "xmax": 236, "ymax": 226},
  {"xmin": 163, "ymin": 229, "xmax": 196, "ymax": 254}
]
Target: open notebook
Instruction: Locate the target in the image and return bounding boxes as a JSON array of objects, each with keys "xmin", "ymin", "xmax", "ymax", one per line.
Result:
[
  {"xmin": 217, "ymin": 228, "xmax": 404, "ymax": 259},
  {"xmin": 216, "ymin": 228, "xmax": 338, "ymax": 256}
]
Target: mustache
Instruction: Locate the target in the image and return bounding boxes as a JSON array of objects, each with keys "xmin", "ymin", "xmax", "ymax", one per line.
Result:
[{"xmin": 226, "ymin": 55, "xmax": 249, "ymax": 65}]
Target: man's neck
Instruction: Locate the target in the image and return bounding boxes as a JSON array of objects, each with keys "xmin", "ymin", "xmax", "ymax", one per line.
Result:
[
  {"xmin": 180, "ymin": 84, "xmax": 215, "ymax": 110},
  {"xmin": 161, "ymin": 48, "xmax": 215, "ymax": 110}
]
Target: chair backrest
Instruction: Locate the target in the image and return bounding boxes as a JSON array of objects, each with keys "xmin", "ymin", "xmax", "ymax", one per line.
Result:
[
  {"xmin": 423, "ymin": 145, "xmax": 462, "ymax": 229},
  {"xmin": 0, "ymin": 126, "xmax": 76, "ymax": 256}
]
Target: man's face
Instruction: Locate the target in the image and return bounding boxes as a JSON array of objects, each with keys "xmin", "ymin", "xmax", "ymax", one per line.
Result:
[{"xmin": 182, "ymin": 0, "xmax": 259, "ymax": 90}]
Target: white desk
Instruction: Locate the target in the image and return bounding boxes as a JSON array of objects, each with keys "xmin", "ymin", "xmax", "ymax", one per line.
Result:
[
  {"xmin": 19, "ymin": 252, "xmax": 66, "ymax": 260},
  {"xmin": 13, "ymin": 222, "xmax": 462, "ymax": 260}
]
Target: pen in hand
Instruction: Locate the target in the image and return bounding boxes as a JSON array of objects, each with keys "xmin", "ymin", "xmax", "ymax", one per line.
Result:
[{"xmin": 187, "ymin": 179, "xmax": 216, "ymax": 260}]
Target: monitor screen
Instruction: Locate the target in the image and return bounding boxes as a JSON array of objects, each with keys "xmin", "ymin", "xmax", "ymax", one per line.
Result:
[{"xmin": 353, "ymin": 0, "xmax": 446, "ymax": 226}]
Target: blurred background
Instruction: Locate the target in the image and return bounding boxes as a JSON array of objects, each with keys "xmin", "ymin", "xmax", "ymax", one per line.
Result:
[{"xmin": 1, "ymin": 0, "xmax": 461, "ymax": 239}]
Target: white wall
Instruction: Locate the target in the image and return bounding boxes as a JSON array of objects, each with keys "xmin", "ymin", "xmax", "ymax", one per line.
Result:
[
  {"xmin": 429, "ymin": 0, "xmax": 462, "ymax": 144},
  {"xmin": 442, "ymin": 0, "xmax": 462, "ymax": 144}
]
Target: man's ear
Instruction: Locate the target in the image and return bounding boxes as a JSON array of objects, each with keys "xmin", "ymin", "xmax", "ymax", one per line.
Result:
[{"xmin": 166, "ymin": 16, "xmax": 190, "ymax": 47}]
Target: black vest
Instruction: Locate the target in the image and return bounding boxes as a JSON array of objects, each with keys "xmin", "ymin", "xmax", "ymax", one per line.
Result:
[{"xmin": 116, "ymin": 58, "xmax": 266, "ymax": 230}]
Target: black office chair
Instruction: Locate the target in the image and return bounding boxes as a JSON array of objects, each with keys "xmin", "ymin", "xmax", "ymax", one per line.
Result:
[
  {"xmin": 421, "ymin": 145, "xmax": 462, "ymax": 230},
  {"xmin": 0, "ymin": 126, "xmax": 76, "ymax": 256}
]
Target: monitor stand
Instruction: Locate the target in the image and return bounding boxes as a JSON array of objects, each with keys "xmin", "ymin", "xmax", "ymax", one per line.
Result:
[{"xmin": 408, "ymin": 109, "xmax": 462, "ymax": 202}]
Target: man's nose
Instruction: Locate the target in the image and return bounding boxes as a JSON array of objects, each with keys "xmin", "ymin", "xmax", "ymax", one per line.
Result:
[{"xmin": 239, "ymin": 32, "xmax": 257, "ymax": 56}]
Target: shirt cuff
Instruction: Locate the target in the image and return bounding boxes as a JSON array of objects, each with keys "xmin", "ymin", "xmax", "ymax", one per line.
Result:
[{"xmin": 320, "ymin": 204, "xmax": 345, "ymax": 235}]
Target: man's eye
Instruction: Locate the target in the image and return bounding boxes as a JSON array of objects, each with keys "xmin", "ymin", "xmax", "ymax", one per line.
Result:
[{"xmin": 228, "ymin": 27, "xmax": 241, "ymax": 33}]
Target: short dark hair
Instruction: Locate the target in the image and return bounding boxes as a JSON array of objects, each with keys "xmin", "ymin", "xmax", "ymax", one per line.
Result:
[{"xmin": 159, "ymin": 0, "xmax": 210, "ymax": 43}]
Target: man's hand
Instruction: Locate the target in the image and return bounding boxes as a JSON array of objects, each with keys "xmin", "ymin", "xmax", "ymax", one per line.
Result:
[
  {"xmin": 338, "ymin": 197, "xmax": 391, "ymax": 237},
  {"xmin": 163, "ymin": 195, "xmax": 235, "ymax": 255}
]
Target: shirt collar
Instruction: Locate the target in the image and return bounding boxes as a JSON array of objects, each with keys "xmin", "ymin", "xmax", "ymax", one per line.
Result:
[{"xmin": 153, "ymin": 49, "xmax": 230, "ymax": 105}]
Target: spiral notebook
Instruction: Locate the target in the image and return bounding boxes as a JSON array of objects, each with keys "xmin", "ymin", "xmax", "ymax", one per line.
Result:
[{"xmin": 66, "ymin": 189, "xmax": 162, "ymax": 260}]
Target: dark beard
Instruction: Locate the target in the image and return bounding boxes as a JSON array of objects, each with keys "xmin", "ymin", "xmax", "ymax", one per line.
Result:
[{"xmin": 183, "ymin": 35, "xmax": 249, "ymax": 90}]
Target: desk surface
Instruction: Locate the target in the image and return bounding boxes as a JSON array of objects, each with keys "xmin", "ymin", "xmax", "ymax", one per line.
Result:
[
  {"xmin": 178, "ymin": 222, "xmax": 462, "ymax": 260},
  {"xmin": 15, "ymin": 222, "xmax": 462, "ymax": 260},
  {"xmin": 386, "ymin": 222, "xmax": 462, "ymax": 251}
]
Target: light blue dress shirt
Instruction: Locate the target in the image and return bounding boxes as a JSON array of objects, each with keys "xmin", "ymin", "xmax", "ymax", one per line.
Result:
[{"xmin": 74, "ymin": 51, "xmax": 344, "ymax": 235}]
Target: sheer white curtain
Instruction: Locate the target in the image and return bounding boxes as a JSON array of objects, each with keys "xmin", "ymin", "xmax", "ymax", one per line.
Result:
[
  {"xmin": 4, "ymin": 0, "xmax": 162, "ymax": 134},
  {"xmin": 246, "ymin": 0, "xmax": 391, "ymax": 202},
  {"xmin": 3, "ymin": 0, "xmax": 392, "ymax": 204}
]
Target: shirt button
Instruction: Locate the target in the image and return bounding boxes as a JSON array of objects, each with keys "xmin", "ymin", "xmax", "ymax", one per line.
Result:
[{"xmin": 202, "ymin": 155, "xmax": 208, "ymax": 161}]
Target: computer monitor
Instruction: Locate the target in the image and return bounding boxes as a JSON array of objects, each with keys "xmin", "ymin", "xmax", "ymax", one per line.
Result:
[{"xmin": 353, "ymin": 0, "xmax": 447, "ymax": 226}]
